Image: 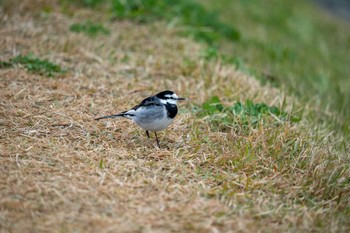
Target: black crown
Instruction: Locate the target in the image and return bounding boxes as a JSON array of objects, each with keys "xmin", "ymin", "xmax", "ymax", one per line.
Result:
[{"xmin": 156, "ymin": 90, "xmax": 174, "ymax": 99}]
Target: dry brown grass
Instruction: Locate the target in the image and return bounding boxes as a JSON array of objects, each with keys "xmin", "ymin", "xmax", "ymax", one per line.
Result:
[{"xmin": 1, "ymin": 1, "xmax": 349, "ymax": 232}]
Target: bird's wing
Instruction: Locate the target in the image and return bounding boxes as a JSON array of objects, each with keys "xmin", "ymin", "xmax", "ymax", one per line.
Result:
[
  {"xmin": 131, "ymin": 96, "xmax": 161, "ymax": 110},
  {"xmin": 95, "ymin": 95, "xmax": 161, "ymax": 120}
]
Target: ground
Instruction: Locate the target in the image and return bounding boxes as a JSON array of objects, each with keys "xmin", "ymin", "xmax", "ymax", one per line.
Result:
[{"xmin": 0, "ymin": 1, "xmax": 349, "ymax": 233}]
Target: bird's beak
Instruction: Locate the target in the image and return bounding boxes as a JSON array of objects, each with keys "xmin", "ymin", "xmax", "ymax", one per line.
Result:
[{"xmin": 177, "ymin": 97, "xmax": 186, "ymax": 101}]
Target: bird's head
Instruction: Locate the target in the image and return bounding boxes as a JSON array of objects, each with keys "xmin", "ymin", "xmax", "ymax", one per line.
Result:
[{"xmin": 156, "ymin": 90, "xmax": 186, "ymax": 105}]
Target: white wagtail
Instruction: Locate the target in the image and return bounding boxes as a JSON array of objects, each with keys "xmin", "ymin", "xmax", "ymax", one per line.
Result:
[{"xmin": 95, "ymin": 90, "xmax": 186, "ymax": 148}]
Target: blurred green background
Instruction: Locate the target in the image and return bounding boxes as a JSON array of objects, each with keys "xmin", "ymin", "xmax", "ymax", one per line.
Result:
[{"xmin": 198, "ymin": 0, "xmax": 350, "ymax": 137}]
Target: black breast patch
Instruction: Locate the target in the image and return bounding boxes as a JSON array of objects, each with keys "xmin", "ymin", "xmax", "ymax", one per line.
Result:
[{"xmin": 166, "ymin": 104, "xmax": 178, "ymax": 118}]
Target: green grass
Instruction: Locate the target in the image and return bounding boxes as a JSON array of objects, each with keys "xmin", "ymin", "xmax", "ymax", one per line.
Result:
[
  {"xmin": 69, "ymin": 20, "xmax": 110, "ymax": 36},
  {"xmin": 69, "ymin": 0, "xmax": 239, "ymax": 44},
  {"xmin": 193, "ymin": 98, "xmax": 348, "ymax": 217},
  {"xmin": 0, "ymin": 54, "xmax": 65, "ymax": 77},
  {"xmin": 197, "ymin": 0, "xmax": 350, "ymax": 137},
  {"xmin": 198, "ymin": 96, "xmax": 301, "ymax": 132}
]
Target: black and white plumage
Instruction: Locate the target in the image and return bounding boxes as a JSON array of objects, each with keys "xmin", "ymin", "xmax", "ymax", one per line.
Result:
[{"xmin": 95, "ymin": 90, "xmax": 186, "ymax": 147}]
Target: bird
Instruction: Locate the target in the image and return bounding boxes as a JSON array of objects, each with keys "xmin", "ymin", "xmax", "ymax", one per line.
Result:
[{"xmin": 95, "ymin": 90, "xmax": 186, "ymax": 148}]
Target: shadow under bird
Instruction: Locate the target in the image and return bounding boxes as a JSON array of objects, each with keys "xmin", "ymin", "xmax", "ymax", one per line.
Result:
[{"xmin": 95, "ymin": 90, "xmax": 186, "ymax": 148}]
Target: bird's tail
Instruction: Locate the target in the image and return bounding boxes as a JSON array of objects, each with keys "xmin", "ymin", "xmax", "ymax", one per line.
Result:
[
  {"xmin": 94, "ymin": 113, "xmax": 124, "ymax": 121},
  {"xmin": 94, "ymin": 112, "xmax": 134, "ymax": 121}
]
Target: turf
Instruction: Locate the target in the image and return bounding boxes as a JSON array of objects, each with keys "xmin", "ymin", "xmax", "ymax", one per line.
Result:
[
  {"xmin": 0, "ymin": 0, "xmax": 349, "ymax": 232},
  {"xmin": 0, "ymin": 53, "xmax": 65, "ymax": 77},
  {"xmin": 198, "ymin": 0, "xmax": 350, "ymax": 137},
  {"xmin": 69, "ymin": 20, "xmax": 110, "ymax": 37}
]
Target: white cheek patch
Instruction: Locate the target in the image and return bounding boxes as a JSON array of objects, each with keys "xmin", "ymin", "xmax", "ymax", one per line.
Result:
[
  {"xmin": 161, "ymin": 99, "xmax": 177, "ymax": 105},
  {"xmin": 161, "ymin": 93, "xmax": 178, "ymax": 105}
]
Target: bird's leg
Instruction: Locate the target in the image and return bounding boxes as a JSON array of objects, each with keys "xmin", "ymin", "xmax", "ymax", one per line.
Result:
[
  {"xmin": 145, "ymin": 130, "xmax": 150, "ymax": 138},
  {"xmin": 154, "ymin": 132, "xmax": 160, "ymax": 148}
]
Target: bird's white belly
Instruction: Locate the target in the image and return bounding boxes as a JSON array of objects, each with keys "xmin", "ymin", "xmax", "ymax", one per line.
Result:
[
  {"xmin": 135, "ymin": 116, "xmax": 173, "ymax": 132},
  {"xmin": 131, "ymin": 105, "xmax": 174, "ymax": 132}
]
